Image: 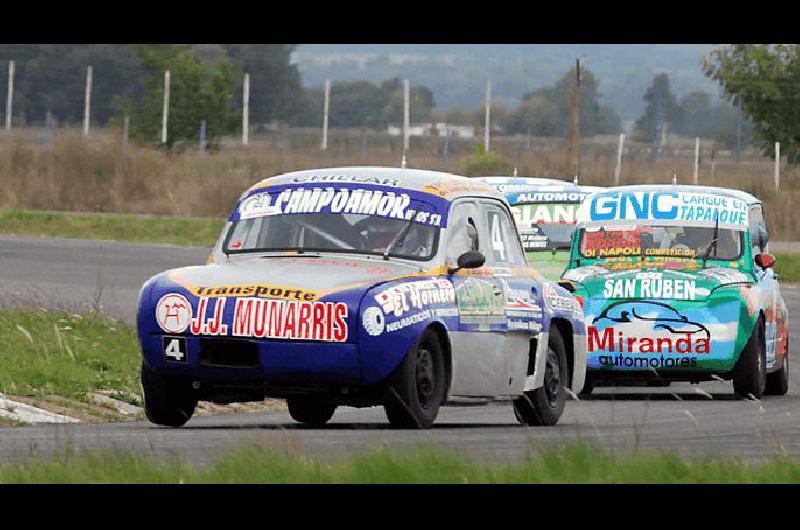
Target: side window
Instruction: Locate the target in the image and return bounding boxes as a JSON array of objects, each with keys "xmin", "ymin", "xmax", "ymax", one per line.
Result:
[
  {"xmin": 483, "ymin": 202, "xmax": 526, "ymax": 267},
  {"xmin": 748, "ymin": 205, "xmax": 767, "ymax": 254},
  {"xmin": 446, "ymin": 201, "xmax": 483, "ymax": 265}
]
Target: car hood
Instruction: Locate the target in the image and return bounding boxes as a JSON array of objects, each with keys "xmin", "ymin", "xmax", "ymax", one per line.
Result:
[
  {"xmin": 157, "ymin": 254, "xmax": 428, "ymax": 299},
  {"xmin": 563, "ymin": 264, "xmax": 753, "ymax": 301}
]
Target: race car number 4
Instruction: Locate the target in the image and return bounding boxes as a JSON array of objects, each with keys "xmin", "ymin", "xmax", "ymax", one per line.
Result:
[{"xmin": 162, "ymin": 336, "xmax": 187, "ymax": 362}]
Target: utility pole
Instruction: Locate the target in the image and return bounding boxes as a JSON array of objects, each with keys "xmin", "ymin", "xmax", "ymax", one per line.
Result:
[
  {"xmin": 403, "ymin": 78, "xmax": 410, "ymax": 153},
  {"xmin": 775, "ymin": 142, "xmax": 781, "ymax": 191},
  {"xmin": 321, "ymin": 79, "xmax": 330, "ymax": 150},
  {"xmin": 566, "ymin": 58, "xmax": 582, "ymax": 178},
  {"xmin": 5, "ymin": 60, "xmax": 14, "ymax": 131},
  {"xmin": 693, "ymin": 137, "xmax": 700, "ymax": 185},
  {"xmin": 83, "ymin": 65, "xmax": 93, "ymax": 137},
  {"xmin": 242, "ymin": 73, "xmax": 250, "ymax": 146},
  {"xmin": 484, "ymin": 80, "xmax": 492, "ymax": 151},
  {"xmin": 161, "ymin": 70, "xmax": 170, "ymax": 145}
]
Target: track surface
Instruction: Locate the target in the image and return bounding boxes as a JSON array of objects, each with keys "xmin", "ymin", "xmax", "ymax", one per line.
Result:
[{"xmin": 1, "ymin": 235, "xmax": 798, "ymax": 465}]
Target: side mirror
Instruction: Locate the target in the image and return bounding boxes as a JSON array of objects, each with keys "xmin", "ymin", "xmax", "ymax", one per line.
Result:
[
  {"xmin": 755, "ymin": 253, "xmax": 776, "ymax": 269},
  {"xmin": 449, "ymin": 251, "xmax": 485, "ymax": 274}
]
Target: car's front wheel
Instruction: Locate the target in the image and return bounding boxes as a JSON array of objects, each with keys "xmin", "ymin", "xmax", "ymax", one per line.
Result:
[
  {"xmin": 513, "ymin": 327, "xmax": 568, "ymax": 426},
  {"xmin": 287, "ymin": 397, "xmax": 337, "ymax": 426},
  {"xmin": 383, "ymin": 329, "xmax": 446, "ymax": 429},
  {"xmin": 140, "ymin": 362, "xmax": 198, "ymax": 427},
  {"xmin": 733, "ymin": 319, "xmax": 767, "ymax": 399}
]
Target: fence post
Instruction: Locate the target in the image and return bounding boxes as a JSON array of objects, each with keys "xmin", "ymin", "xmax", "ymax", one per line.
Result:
[
  {"xmin": 403, "ymin": 78, "xmax": 410, "ymax": 154},
  {"xmin": 83, "ymin": 65, "xmax": 92, "ymax": 137},
  {"xmin": 5, "ymin": 60, "xmax": 14, "ymax": 131},
  {"xmin": 321, "ymin": 79, "xmax": 330, "ymax": 150},
  {"xmin": 484, "ymin": 80, "xmax": 491, "ymax": 151},
  {"xmin": 122, "ymin": 116, "xmax": 129, "ymax": 154},
  {"xmin": 614, "ymin": 133, "xmax": 624, "ymax": 186},
  {"xmin": 43, "ymin": 111, "xmax": 53, "ymax": 146},
  {"xmin": 242, "ymin": 72, "xmax": 249, "ymax": 146},
  {"xmin": 199, "ymin": 120, "xmax": 207, "ymax": 152},
  {"xmin": 161, "ymin": 70, "xmax": 170, "ymax": 144},
  {"xmin": 443, "ymin": 129, "xmax": 452, "ymax": 171}
]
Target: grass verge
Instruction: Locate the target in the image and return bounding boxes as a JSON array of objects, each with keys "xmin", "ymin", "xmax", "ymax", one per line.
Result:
[
  {"xmin": 775, "ymin": 252, "xmax": 800, "ymax": 284},
  {"xmin": 0, "ymin": 209, "xmax": 223, "ymax": 247},
  {"xmin": 2, "ymin": 443, "xmax": 800, "ymax": 483},
  {"xmin": 0, "ymin": 309, "xmax": 141, "ymax": 403}
]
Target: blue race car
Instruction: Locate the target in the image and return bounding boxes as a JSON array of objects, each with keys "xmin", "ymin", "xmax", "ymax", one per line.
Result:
[{"xmin": 137, "ymin": 167, "xmax": 587, "ymax": 428}]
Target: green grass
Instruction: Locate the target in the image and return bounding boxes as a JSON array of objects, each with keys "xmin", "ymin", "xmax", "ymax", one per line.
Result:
[
  {"xmin": 0, "ymin": 209, "xmax": 223, "ymax": 247},
  {"xmin": 2, "ymin": 443, "xmax": 800, "ymax": 483},
  {"xmin": 775, "ymin": 252, "xmax": 800, "ymax": 283},
  {"xmin": 0, "ymin": 310, "xmax": 141, "ymax": 402}
]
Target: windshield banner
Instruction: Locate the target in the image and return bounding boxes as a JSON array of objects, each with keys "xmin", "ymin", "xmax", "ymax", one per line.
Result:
[
  {"xmin": 513, "ymin": 203, "xmax": 579, "ymax": 225},
  {"xmin": 579, "ymin": 191, "xmax": 748, "ymax": 230},
  {"xmin": 231, "ymin": 183, "xmax": 451, "ymax": 227}
]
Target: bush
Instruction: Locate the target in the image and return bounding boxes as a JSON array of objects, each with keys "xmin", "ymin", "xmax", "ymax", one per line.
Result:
[{"xmin": 461, "ymin": 143, "xmax": 513, "ymax": 177}]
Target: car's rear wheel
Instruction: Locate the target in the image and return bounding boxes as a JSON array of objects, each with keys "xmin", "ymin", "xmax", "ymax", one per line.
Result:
[
  {"xmin": 140, "ymin": 362, "xmax": 197, "ymax": 427},
  {"xmin": 513, "ymin": 327, "xmax": 567, "ymax": 426},
  {"xmin": 287, "ymin": 397, "xmax": 337, "ymax": 426},
  {"xmin": 765, "ymin": 341, "xmax": 789, "ymax": 396},
  {"xmin": 733, "ymin": 319, "xmax": 767, "ymax": 399},
  {"xmin": 383, "ymin": 329, "xmax": 446, "ymax": 429}
]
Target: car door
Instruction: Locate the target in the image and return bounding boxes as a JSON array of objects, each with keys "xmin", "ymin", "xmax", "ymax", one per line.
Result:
[
  {"xmin": 750, "ymin": 204, "xmax": 788, "ymax": 368},
  {"xmin": 480, "ymin": 199, "xmax": 535, "ymax": 394},
  {"xmin": 446, "ymin": 199, "xmax": 510, "ymax": 396}
]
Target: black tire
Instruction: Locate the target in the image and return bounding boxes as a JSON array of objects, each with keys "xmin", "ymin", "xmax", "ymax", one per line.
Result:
[
  {"xmin": 140, "ymin": 362, "xmax": 197, "ymax": 427},
  {"xmin": 765, "ymin": 344, "xmax": 789, "ymax": 396},
  {"xmin": 287, "ymin": 397, "xmax": 337, "ymax": 426},
  {"xmin": 513, "ymin": 327, "xmax": 568, "ymax": 426},
  {"xmin": 383, "ymin": 329, "xmax": 446, "ymax": 429},
  {"xmin": 733, "ymin": 319, "xmax": 767, "ymax": 399}
]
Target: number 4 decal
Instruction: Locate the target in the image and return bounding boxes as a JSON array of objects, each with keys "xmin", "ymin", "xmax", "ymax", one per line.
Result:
[
  {"xmin": 162, "ymin": 336, "xmax": 187, "ymax": 362},
  {"xmin": 491, "ymin": 213, "xmax": 506, "ymax": 262}
]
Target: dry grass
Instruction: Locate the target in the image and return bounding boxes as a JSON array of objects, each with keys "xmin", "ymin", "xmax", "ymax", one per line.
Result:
[{"xmin": 1, "ymin": 127, "xmax": 798, "ymax": 239}]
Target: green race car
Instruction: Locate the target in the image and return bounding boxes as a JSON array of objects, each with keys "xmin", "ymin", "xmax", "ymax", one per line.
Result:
[{"xmin": 561, "ymin": 185, "xmax": 789, "ymax": 398}]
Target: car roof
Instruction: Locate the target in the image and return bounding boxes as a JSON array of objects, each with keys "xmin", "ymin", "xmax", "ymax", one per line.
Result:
[
  {"xmin": 245, "ymin": 166, "xmax": 505, "ymax": 202},
  {"xmin": 475, "ymin": 176, "xmax": 605, "ymax": 195},
  {"xmin": 593, "ymin": 184, "xmax": 761, "ymax": 205}
]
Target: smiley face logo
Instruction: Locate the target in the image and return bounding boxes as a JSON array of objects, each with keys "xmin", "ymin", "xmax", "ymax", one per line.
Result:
[{"xmin": 155, "ymin": 293, "xmax": 192, "ymax": 333}]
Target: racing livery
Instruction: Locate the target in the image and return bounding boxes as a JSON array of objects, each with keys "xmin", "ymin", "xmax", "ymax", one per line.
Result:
[
  {"xmin": 476, "ymin": 176, "xmax": 603, "ymax": 280},
  {"xmin": 561, "ymin": 185, "xmax": 789, "ymax": 398},
  {"xmin": 137, "ymin": 167, "xmax": 587, "ymax": 428}
]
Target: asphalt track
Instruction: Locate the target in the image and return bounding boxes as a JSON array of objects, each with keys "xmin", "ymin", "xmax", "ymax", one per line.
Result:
[{"xmin": 1, "ymin": 234, "xmax": 799, "ymax": 465}]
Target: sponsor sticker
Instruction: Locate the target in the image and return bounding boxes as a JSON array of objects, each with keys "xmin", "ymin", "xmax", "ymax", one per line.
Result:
[
  {"xmin": 602, "ymin": 278, "xmax": 698, "ymax": 300},
  {"xmin": 362, "ymin": 306, "xmax": 385, "ymax": 337},
  {"xmin": 155, "ymin": 293, "xmax": 192, "ymax": 334},
  {"xmin": 584, "ymin": 191, "xmax": 748, "ymax": 229},
  {"xmin": 189, "ymin": 284, "xmax": 317, "ymax": 302},
  {"xmin": 232, "ymin": 183, "xmax": 450, "ymax": 227},
  {"xmin": 374, "ymin": 279, "xmax": 455, "ymax": 318},
  {"xmin": 187, "ymin": 296, "xmax": 349, "ymax": 342}
]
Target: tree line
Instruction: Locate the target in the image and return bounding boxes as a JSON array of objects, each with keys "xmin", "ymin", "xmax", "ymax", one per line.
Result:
[{"xmin": 0, "ymin": 44, "xmax": 773, "ymax": 157}]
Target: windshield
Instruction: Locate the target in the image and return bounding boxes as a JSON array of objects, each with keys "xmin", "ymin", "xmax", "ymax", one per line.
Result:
[
  {"xmin": 578, "ymin": 225, "xmax": 744, "ymax": 262},
  {"xmin": 223, "ymin": 183, "xmax": 449, "ymax": 260},
  {"xmin": 512, "ymin": 202, "xmax": 579, "ymax": 251},
  {"xmin": 225, "ymin": 213, "xmax": 439, "ymax": 260}
]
